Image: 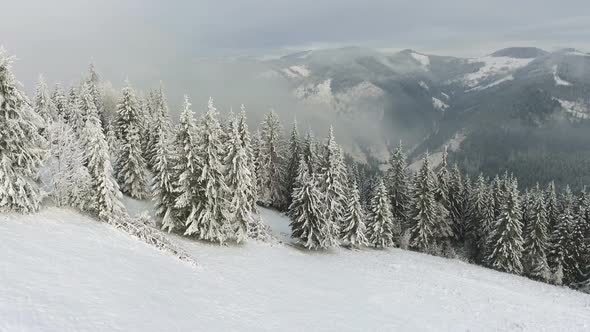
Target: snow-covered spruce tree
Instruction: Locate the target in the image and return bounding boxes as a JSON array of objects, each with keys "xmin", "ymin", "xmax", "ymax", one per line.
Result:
[
  {"xmin": 522, "ymin": 185, "xmax": 550, "ymax": 281},
  {"xmin": 385, "ymin": 141, "xmax": 411, "ymax": 235},
  {"xmin": 104, "ymin": 120, "xmax": 119, "ymax": 164},
  {"xmin": 366, "ymin": 177, "xmax": 395, "ymax": 248},
  {"xmin": 34, "ymin": 75, "xmax": 57, "ymax": 127},
  {"xmin": 285, "ymin": 120, "xmax": 301, "ymax": 207},
  {"xmin": 0, "ymin": 50, "xmax": 46, "ymax": 213},
  {"xmin": 257, "ymin": 110, "xmax": 287, "ymax": 209},
  {"xmin": 185, "ymin": 97, "xmax": 230, "ymax": 243},
  {"xmin": 465, "ymin": 174, "xmax": 493, "ymax": 263},
  {"xmin": 114, "ymin": 82, "xmax": 148, "ymax": 199},
  {"xmin": 302, "ymin": 130, "xmax": 319, "ymax": 176},
  {"xmin": 86, "ymin": 63, "xmax": 104, "ymax": 126},
  {"xmin": 152, "ymin": 123, "xmax": 178, "ymax": 232},
  {"xmin": 545, "ymin": 181, "xmax": 559, "ymax": 234},
  {"xmin": 448, "ymin": 163, "xmax": 467, "ymax": 243},
  {"xmin": 172, "ymin": 96, "xmax": 200, "ymax": 233},
  {"xmin": 146, "ymin": 84, "xmax": 171, "ymax": 170},
  {"xmin": 487, "ymin": 178, "xmax": 524, "ymax": 274},
  {"xmin": 317, "ymin": 126, "xmax": 348, "ymax": 237},
  {"xmin": 45, "ymin": 119, "xmax": 92, "ymax": 210},
  {"xmin": 252, "ymin": 129, "xmax": 262, "ymax": 197},
  {"xmin": 408, "ymin": 154, "xmax": 449, "ymax": 252},
  {"xmin": 341, "ymin": 178, "xmax": 368, "ymax": 248},
  {"xmin": 82, "ymin": 93, "xmax": 126, "ymax": 222},
  {"xmin": 289, "ymin": 156, "xmax": 336, "ymax": 249},
  {"xmin": 52, "ymin": 84, "xmax": 70, "ymax": 122},
  {"xmin": 223, "ymin": 106, "xmax": 257, "ymax": 243}
]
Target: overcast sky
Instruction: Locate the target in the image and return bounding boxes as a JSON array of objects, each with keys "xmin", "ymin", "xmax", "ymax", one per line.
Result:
[{"xmin": 2, "ymin": 0, "xmax": 590, "ymax": 88}]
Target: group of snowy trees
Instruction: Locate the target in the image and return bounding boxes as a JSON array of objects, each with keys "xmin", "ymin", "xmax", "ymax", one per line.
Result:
[{"xmin": 1, "ymin": 48, "xmax": 588, "ymax": 292}]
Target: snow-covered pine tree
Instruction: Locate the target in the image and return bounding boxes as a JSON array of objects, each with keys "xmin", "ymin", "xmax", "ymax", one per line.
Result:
[
  {"xmin": 114, "ymin": 82, "xmax": 148, "ymax": 199},
  {"xmin": 223, "ymin": 105, "xmax": 256, "ymax": 243},
  {"xmin": 86, "ymin": 63, "xmax": 104, "ymax": 126},
  {"xmin": 146, "ymin": 84, "xmax": 171, "ymax": 170},
  {"xmin": 289, "ymin": 156, "xmax": 336, "ymax": 249},
  {"xmin": 317, "ymin": 126, "xmax": 347, "ymax": 237},
  {"xmin": 185, "ymin": 97, "xmax": 230, "ymax": 243},
  {"xmin": 104, "ymin": 120, "xmax": 119, "ymax": 164},
  {"xmin": 545, "ymin": 181, "xmax": 559, "ymax": 235},
  {"xmin": 285, "ymin": 120, "xmax": 301, "ymax": 207},
  {"xmin": 45, "ymin": 119, "xmax": 92, "ymax": 210},
  {"xmin": 523, "ymin": 185, "xmax": 550, "ymax": 281},
  {"xmin": 385, "ymin": 141, "xmax": 411, "ymax": 236},
  {"xmin": 408, "ymin": 153, "xmax": 442, "ymax": 251},
  {"xmin": 52, "ymin": 84, "xmax": 70, "ymax": 122},
  {"xmin": 82, "ymin": 92, "xmax": 126, "ymax": 222},
  {"xmin": 448, "ymin": 163, "xmax": 467, "ymax": 243},
  {"xmin": 257, "ymin": 110, "xmax": 287, "ymax": 209},
  {"xmin": 302, "ymin": 130, "xmax": 319, "ymax": 176},
  {"xmin": 487, "ymin": 178, "xmax": 524, "ymax": 274},
  {"xmin": 34, "ymin": 75, "xmax": 56, "ymax": 127},
  {"xmin": 0, "ymin": 50, "xmax": 47, "ymax": 213},
  {"xmin": 465, "ymin": 174, "xmax": 494, "ymax": 263},
  {"xmin": 152, "ymin": 122, "xmax": 178, "ymax": 232},
  {"xmin": 366, "ymin": 177, "xmax": 395, "ymax": 248},
  {"xmin": 341, "ymin": 178, "xmax": 368, "ymax": 248},
  {"xmin": 172, "ymin": 96, "xmax": 200, "ymax": 233}
]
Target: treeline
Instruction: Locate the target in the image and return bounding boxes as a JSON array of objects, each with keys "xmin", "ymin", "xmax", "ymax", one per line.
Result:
[{"xmin": 1, "ymin": 50, "xmax": 588, "ymax": 292}]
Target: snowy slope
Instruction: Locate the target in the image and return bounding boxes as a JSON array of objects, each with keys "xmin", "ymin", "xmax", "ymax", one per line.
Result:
[{"xmin": 2, "ymin": 207, "xmax": 590, "ymax": 331}]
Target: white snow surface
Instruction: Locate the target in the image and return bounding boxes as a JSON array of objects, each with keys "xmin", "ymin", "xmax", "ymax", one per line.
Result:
[
  {"xmin": 419, "ymin": 81, "xmax": 430, "ymax": 91},
  {"xmin": 556, "ymin": 98, "xmax": 590, "ymax": 119},
  {"xmin": 553, "ymin": 65, "xmax": 573, "ymax": 86},
  {"xmin": 282, "ymin": 65, "xmax": 311, "ymax": 78},
  {"xmin": 411, "ymin": 52, "xmax": 430, "ymax": 67},
  {"xmin": 432, "ymin": 97, "xmax": 449, "ymax": 111},
  {"xmin": 463, "ymin": 56, "xmax": 534, "ymax": 88},
  {"xmin": 466, "ymin": 75, "xmax": 514, "ymax": 92},
  {"xmin": 2, "ymin": 206, "xmax": 590, "ymax": 331}
]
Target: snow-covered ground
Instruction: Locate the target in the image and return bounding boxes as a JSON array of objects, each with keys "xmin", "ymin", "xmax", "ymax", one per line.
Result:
[
  {"xmin": 553, "ymin": 65, "xmax": 573, "ymax": 86},
  {"xmin": 463, "ymin": 56, "xmax": 534, "ymax": 88},
  {"xmin": 2, "ymin": 206, "xmax": 590, "ymax": 331}
]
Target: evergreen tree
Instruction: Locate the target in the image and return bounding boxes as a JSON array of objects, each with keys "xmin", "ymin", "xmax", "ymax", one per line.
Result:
[
  {"xmin": 317, "ymin": 126, "xmax": 348, "ymax": 237},
  {"xmin": 289, "ymin": 156, "xmax": 336, "ymax": 249},
  {"xmin": 523, "ymin": 185, "xmax": 550, "ymax": 281},
  {"xmin": 302, "ymin": 130, "xmax": 319, "ymax": 176},
  {"xmin": 224, "ymin": 106, "xmax": 256, "ymax": 243},
  {"xmin": 52, "ymin": 84, "xmax": 70, "ymax": 122},
  {"xmin": 545, "ymin": 181, "xmax": 559, "ymax": 234},
  {"xmin": 487, "ymin": 179, "xmax": 524, "ymax": 274},
  {"xmin": 0, "ymin": 50, "xmax": 46, "ymax": 213},
  {"xmin": 285, "ymin": 120, "xmax": 301, "ymax": 207},
  {"xmin": 341, "ymin": 178, "xmax": 368, "ymax": 247},
  {"xmin": 114, "ymin": 82, "xmax": 148, "ymax": 199},
  {"xmin": 408, "ymin": 154, "xmax": 444, "ymax": 251},
  {"xmin": 385, "ymin": 141, "xmax": 411, "ymax": 235},
  {"xmin": 448, "ymin": 163, "xmax": 467, "ymax": 242},
  {"xmin": 257, "ymin": 110, "xmax": 287, "ymax": 209},
  {"xmin": 82, "ymin": 92, "xmax": 126, "ymax": 222},
  {"xmin": 86, "ymin": 63, "xmax": 104, "ymax": 126},
  {"xmin": 466, "ymin": 174, "xmax": 494, "ymax": 263},
  {"xmin": 173, "ymin": 96, "xmax": 201, "ymax": 233},
  {"xmin": 152, "ymin": 124, "xmax": 177, "ymax": 232},
  {"xmin": 146, "ymin": 84, "xmax": 171, "ymax": 169},
  {"xmin": 366, "ymin": 177, "xmax": 395, "ymax": 248},
  {"xmin": 185, "ymin": 97, "xmax": 230, "ymax": 243},
  {"xmin": 34, "ymin": 75, "xmax": 56, "ymax": 126}
]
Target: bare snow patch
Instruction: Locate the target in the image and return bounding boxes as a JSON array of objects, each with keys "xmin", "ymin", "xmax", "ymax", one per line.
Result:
[
  {"xmin": 553, "ymin": 65, "xmax": 572, "ymax": 86},
  {"xmin": 411, "ymin": 52, "xmax": 430, "ymax": 67},
  {"xmin": 419, "ymin": 81, "xmax": 430, "ymax": 91},
  {"xmin": 556, "ymin": 98, "xmax": 590, "ymax": 119},
  {"xmin": 463, "ymin": 56, "xmax": 533, "ymax": 88},
  {"xmin": 282, "ymin": 65, "xmax": 311, "ymax": 78},
  {"xmin": 466, "ymin": 75, "xmax": 514, "ymax": 92},
  {"xmin": 432, "ymin": 97, "xmax": 449, "ymax": 112},
  {"xmin": 441, "ymin": 92, "xmax": 450, "ymax": 100}
]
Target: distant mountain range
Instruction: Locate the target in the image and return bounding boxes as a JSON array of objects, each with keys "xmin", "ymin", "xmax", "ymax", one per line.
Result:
[{"xmin": 259, "ymin": 46, "xmax": 590, "ymax": 189}]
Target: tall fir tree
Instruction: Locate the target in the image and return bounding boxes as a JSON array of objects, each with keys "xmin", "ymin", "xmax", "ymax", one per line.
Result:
[
  {"xmin": 257, "ymin": 110, "xmax": 287, "ymax": 209},
  {"xmin": 152, "ymin": 123, "xmax": 178, "ymax": 232},
  {"xmin": 224, "ymin": 106, "xmax": 256, "ymax": 243},
  {"xmin": 385, "ymin": 141, "xmax": 411, "ymax": 235},
  {"xmin": 0, "ymin": 50, "xmax": 46, "ymax": 213},
  {"xmin": 34, "ymin": 75, "xmax": 56, "ymax": 126},
  {"xmin": 545, "ymin": 181, "xmax": 559, "ymax": 235},
  {"xmin": 289, "ymin": 156, "xmax": 336, "ymax": 249},
  {"xmin": 341, "ymin": 178, "xmax": 368, "ymax": 247},
  {"xmin": 317, "ymin": 126, "xmax": 348, "ymax": 237},
  {"xmin": 185, "ymin": 97, "xmax": 230, "ymax": 243},
  {"xmin": 285, "ymin": 120, "xmax": 301, "ymax": 207},
  {"xmin": 523, "ymin": 185, "xmax": 550, "ymax": 281},
  {"xmin": 173, "ymin": 96, "xmax": 201, "ymax": 233},
  {"xmin": 114, "ymin": 82, "xmax": 148, "ymax": 199},
  {"xmin": 52, "ymin": 84, "xmax": 70, "ymax": 122},
  {"xmin": 408, "ymin": 154, "xmax": 450, "ymax": 252},
  {"xmin": 366, "ymin": 177, "xmax": 395, "ymax": 248},
  {"xmin": 82, "ymin": 91, "xmax": 126, "ymax": 222},
  {"xmin": 487, "ymin": 178, "xmax": 524, "ymax": 274}
]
